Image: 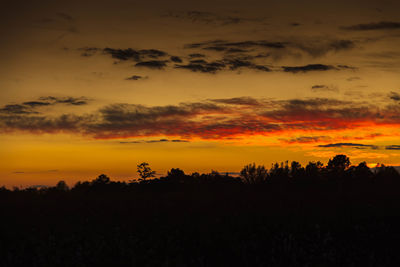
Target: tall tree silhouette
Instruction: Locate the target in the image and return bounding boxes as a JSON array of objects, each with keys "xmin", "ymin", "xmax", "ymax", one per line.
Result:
[{"xmin": 137, "ymin": 162, "xmax": 156, "ymax": 181}]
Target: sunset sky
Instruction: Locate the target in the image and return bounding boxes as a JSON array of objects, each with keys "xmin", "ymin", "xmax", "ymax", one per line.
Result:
[{"xmin": 1, "ymin": 0, "xmax": 400, "ymax": 187}]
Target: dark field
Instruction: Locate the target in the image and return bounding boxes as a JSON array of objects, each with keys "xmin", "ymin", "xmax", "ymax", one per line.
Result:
[{"xmin": 1, "ymin": 157, "xmax": 400, "ymax": 266}]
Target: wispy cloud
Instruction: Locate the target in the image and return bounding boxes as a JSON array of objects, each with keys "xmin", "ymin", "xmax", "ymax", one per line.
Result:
[
  {"xmin": 311, "ymin": 85, "xmax": 339, "ymax": 93},
  {"xmin": 317, "ymin": 143, "xmax": 379, "ymax": 149},
  {"xmin": 120, "ymin": 139, "xmax": 189, "ymax": 144},
  {"xmin": 342, "ymin": 21, "xmax": 400, "ymax": 31},
  {"xmin": 282, "ymin": 64, "xmax": 335, "ymax": 73},
  {"xmin": 386, "ymin": 145, "xmax": 400, "ymax": 150},
  {"xmin": 281, "ymin": 136, "xmax": 332, "ymax": 144},
  {"xmin": 162, "ymin": 10, "xmax": 264, "ymax": 26},
  {"xmin": 0, "ymin": 96, "xmax": 88, "ymax": 115},
  {"xmin": 126, "ymin": 75, "xmax": 146, "ymax": 81}
]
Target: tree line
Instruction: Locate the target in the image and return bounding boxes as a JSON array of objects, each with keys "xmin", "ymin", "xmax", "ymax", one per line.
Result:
[
  {"xmin": 2, "ymin": 154, "xmax": 400, "ymax": 266},
  {"xmin": 2, "ymin": 154, "xmax": 399, "ymax": 193}
]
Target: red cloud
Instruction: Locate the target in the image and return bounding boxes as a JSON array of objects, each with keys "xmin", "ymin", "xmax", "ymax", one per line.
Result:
[{"xmin": 1, "ymin": 97, "xmax": 400, "ymax": 140}]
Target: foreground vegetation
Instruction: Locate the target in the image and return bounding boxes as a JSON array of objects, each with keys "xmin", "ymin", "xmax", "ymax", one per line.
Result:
[{"xmin": 1, "ymin": 155, "xmax": 400, "ymax": 266}]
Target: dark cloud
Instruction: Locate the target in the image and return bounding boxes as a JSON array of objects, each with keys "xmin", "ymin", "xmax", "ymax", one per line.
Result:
[
  {"xmin": 311, "ymin": 85, "xmax": 327, "ymax": 89},
  {"xmin": 252, "ymin": 65, "xmax": 271, "ymax": 72},
  {"xmin": 190, "ymin": 59, "xmax": 208, "ymax": 64},
  {"xmin": 135, "ymin": 60, "xmax": 168, "ymax": 69},
  {"xmin": 79, "ymin": 47, "xmax": 99, "ymax": 57},
  {"xmin": 0, "ymin": 114, "xmax": 87, "ymax": 134},
  {"xmin": 147, "ymin": 138, "xmax": 168, "ymax": 143},
  {"xmin": 39, "ymin": 96, "xmax": 88, "ymax": 105},
  {"xmin": 126, "ymin": 75, "xmax": 145, "ymax": 81},
  {"xmin": 139, "ymin": 49, "xmax": 168, "ymax": 58},
  {"xmin": 103, "ymin": 48, "xmax": 168, "ymax": 62},
  {"xmin": 0, "ymin": 97, "xmax": 88, "ymax": 115},
  {"xmin": 282, "ymin": 136, "xmax": 331, "ymax": 144},
  {"xmin": 337, "ymin": 65, "xmax": 357, "ymax": 70},
  {"xmin": 311, "ymin": 85, "xmax": 339, "ymax": 92},
  {"xmin": 175, "ymin": 61, "xmax": 225, "ymax": 73},
  {"xmin": 184, "ymin": 38, "xmax": 355, "ymax": 59},
  {"xmin": 260, "ymin": 98, "xmax": 386, "ymax": 132},
  {"xmin": 185, "ymin": 40, "xmax": 286, "ymax": 50},
  {"xmin": 223, "ymin": 58, "xmax": 271, "ymax": 72},
  {"xmin": 22, "ymin": 101, "xmax": 52, "ymax": 107},
  {"xmin": 103, "ymin": 48, "xmax": 140, "ymax": 61},
  {"xmin": 185, "ymin": 40, "xmax": 223, "ymax": 49},
  {"xmin": 120, "ymin": 139, "xmax": 189, "ymax": 144},
  {"xmin": 226, "ymin": 48, "xmax": 249, "ymax": 53},
  {"xmin": 283, "ymin": 64, "xmax": 335, "ymax": 73},
  {"xmin": 389, "ymin": 92, "xmax": 400, "ymax": 101},
  {"xmin": 170, "ymin": 56, "xmax": 182, "ymax": 63},
  {"xmin": 203, "ymin": 46, "xmax": 227, "ymax": 52},
  {"xmin": 0, "ymin": 104, "xmax": 38, "ymax": 115},
  {"xmin": 163, "ymin": 11, "xmax": 250, "ymax": 26},
  {"xmin": 318, "ymin": 143, "xmax": 378, "ymax": 149},
  {"xmin": 327, "ymin": 40, "xmax": 356, "ymax": 51},
  {"xmin": 188, "ymin": 53, "xmax": 206, "ymax": 58},
  {"xmin": 347, "ymin": 77, "xmax": 361, "ymax": 82},
  {"xmin": 293, "ymin": 39, "xmax": 355, "ymax": 57},
  {"xmin": 386, "ymin": 145, "xmax": 400, "ymax": 150},
  {"xmin": 175, "ymin": 57, "xmax": 270, "ymax": 74},
  {"xmin": 217, "ymin": 40, "xmax": 286, "ymax": 49},
  {"xmin": 342, "ymin": 21, "xmax": 400, "ymax": 31},
  {"xmin": 210, "ymin": 97, "xmax": 261, "ymax": 106}
]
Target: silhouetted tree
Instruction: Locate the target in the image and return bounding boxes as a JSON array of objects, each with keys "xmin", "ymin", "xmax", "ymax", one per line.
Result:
[
  {"xmin": 305, "ymin": 161, "xmax": 323, "ymax": 178},
  {"xmin": 375, "ymin": 164, "xmax": 400, "ymax": 183},
  {"xmin": 0, "ymin": 186, "xmax": 9, "ymax": 193},
  {"xmin": 353, "ymin": 162, "xmax": 373, "ymax": 180},
  {"xmin": 137, "ymin": 162, "xmax": 156, "ymax": 181},
  {"xmin": 72, "ymin": 181, "xmax": 90, "ymax": 192},
  {"xmin": 290, "ymin": 161, "xmax": 305, "ymax": 179},
  {"xmin": 327, "ymin": 154, "xmax": 350, "ymax": 172},
  {"xmin": 191, "ymin": 172, "xmax": 200, "ymax": 179},
  {"xmin": 55, "ymin": 180, "xmax": 69, "ymax": 191},
  {"xmin": 91, "ymin": 174, "xmax": 111, "ymax": 185},
  {"xmin": 167, "ymin": 168, "xmax": 185, "ymax": 177},
  {"xmin": 269, "ymin": 161, "xmax": 290, "ymax": 182},
  {"xmin": 240, "ymin": 163, "xmax": 268, "ymax": 184}
]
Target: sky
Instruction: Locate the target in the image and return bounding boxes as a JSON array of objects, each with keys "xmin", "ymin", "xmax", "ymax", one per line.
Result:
[{"xmin": 1, "ymin": 0, "xmax": 400, "ymax": 187}]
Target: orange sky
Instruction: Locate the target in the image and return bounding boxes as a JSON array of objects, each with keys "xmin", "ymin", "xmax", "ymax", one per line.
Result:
[{"xmin": 1, "ymin": 0, "xmax": 400, "ymax": 187}]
